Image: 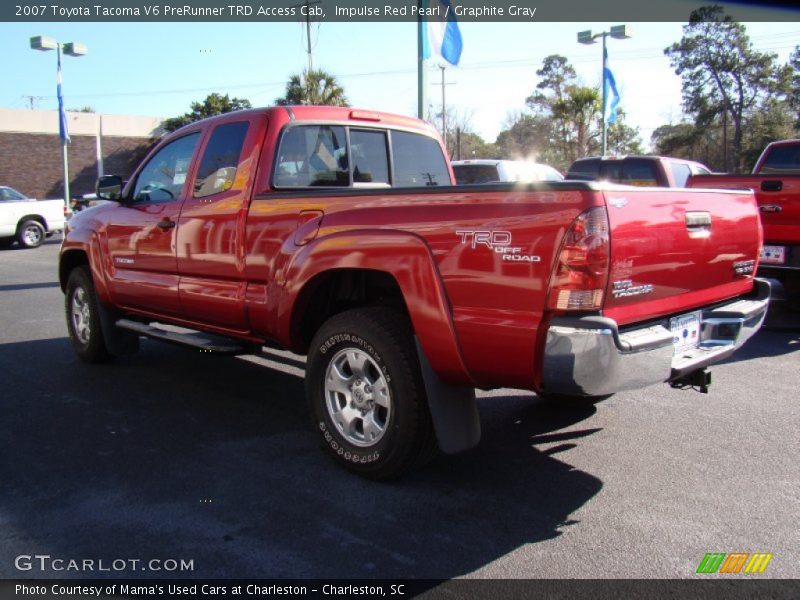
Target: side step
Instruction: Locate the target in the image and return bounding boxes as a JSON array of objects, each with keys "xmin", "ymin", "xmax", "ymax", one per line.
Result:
[{"xmin": 115, "ymin": 319, "xmax": 251, "ymax": 355}]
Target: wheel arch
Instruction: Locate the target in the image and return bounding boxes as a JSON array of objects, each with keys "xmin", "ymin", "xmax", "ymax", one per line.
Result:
[{"xmin": 281, "ymin": 230, "xmax": 474, "ymax": 386}]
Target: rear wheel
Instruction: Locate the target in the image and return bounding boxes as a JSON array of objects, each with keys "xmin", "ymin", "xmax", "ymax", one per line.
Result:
[
  {"xmin": 306, "ymin": 307, "xmax": 437, "ymax": 480},
  {"xmin": 17, "ymin": 220, "xmax": 45, "ymax": 249},
  {"xmin": 65, "ymin": 267, "xmax": 113, "ymax": 363}
]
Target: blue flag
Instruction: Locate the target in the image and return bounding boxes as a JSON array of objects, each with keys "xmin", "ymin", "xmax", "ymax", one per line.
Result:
[
  {"xmin": 422, "ymin": 0, "xmax": 463, "ymax": 66},
  {"xmin": 57, "ymin": 50, "xmax": 70, "ymax": 143},
  {"xmin": 603, "ymin": 47, "xmax": 621, "ymax": 125}
]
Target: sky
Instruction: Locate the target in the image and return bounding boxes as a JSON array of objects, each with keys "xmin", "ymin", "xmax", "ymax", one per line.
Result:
[{"xmin": 1, "ymin": 15, "xmax": 799, "ymax": 153}]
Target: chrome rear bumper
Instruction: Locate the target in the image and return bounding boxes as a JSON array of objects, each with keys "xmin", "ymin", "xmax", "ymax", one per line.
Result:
[{"xmin": 541, "ymin": 279, "xmax": 771, "ymax": 397}]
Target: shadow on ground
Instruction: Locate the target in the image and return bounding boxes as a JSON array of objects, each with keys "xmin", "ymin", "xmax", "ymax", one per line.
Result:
[{"xmin": 0, "ymin": 337, "xmax": 603, "ymax": 579}]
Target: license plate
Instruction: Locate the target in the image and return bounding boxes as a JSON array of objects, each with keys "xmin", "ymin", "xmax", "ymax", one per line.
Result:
[
  {"xmin": 760, "ymin": 245, "xmax": 786, "ymax": 265},
  {"xmin": 670, "ymin": 312, "xmax": 701, "ymax": 353}
]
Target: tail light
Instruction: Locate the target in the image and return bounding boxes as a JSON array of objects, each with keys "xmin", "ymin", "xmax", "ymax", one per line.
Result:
[{"xmin": 547, "ymin": 206, "xmax": 610, "ymax": 311}]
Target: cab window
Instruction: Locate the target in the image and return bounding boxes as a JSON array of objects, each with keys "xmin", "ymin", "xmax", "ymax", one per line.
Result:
[
  {"xmin": 274, "ymin": 125, "xmax": 348, "ymax": 187},
  {"xmin": 351, "ymin": 129, "xmax": 389, "ymax": 185},
  {"xmin": 391, "ymin": 131, "xmax": 450, "ymax": 187},
  {"xmin": 194, "ymin": 122, "xmax": 249, "ymax": 198},
  {"xmin": 132, "ymin": 133, "xmax": 200, "ymax": 203}
]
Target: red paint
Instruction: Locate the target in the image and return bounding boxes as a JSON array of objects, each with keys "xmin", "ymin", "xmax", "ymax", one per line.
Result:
[{"xmin": 61, "ymin": 106, "xmax": 763, "ymax": 392}]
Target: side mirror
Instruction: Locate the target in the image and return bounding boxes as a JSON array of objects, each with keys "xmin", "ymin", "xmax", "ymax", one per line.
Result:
[{"xmin": 97, "ymin": 175, "xmax": 123, "ymax": 201}]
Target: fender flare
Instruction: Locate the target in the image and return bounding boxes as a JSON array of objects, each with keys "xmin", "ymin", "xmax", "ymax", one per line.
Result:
[{"xmin": 280, "ymin": 229, "xmax": 474, "ymax": 386}]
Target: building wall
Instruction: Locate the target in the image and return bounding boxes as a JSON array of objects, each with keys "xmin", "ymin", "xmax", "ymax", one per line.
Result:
[{"xmin": 0, "ymin": 108, "xmax": 163, "ymax": 200}]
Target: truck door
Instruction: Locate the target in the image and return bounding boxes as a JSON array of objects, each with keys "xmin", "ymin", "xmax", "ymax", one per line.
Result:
[
  {"xmin": 176, "ymin": 116, "xmax": 264, "ymax": 330},
  {"xmin": 104, "ymin": 131, "xmax": 201, "ymax": 316}
]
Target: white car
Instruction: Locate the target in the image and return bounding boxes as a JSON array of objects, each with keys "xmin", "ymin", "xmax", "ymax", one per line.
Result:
[
  {"xmin": 0, "ymin": 186, "xmax": 67, "ymax": 249},
  {"xmin": 452, "ymin": 159, "xmax": 564, "ymax": 184}
]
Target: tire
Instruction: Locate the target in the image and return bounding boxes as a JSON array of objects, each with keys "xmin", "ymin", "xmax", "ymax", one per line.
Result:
[
  {"xmin": 0, "ymin": 237, "xmax": 14, "ymax": 249},
  {"xmin": 17, "ymin": 220, "xmax": 45, "ymax": 249},
  {"xmin": 536, "ymin": 392, "xmax": 612, "ymax": 409},
  {"xmin": 65, "ymin": 266, "xmax": 113, "ymax": 363},
  {"xmin": 306, "ymin": 307, "xmax": 437, "ymax": 480}
]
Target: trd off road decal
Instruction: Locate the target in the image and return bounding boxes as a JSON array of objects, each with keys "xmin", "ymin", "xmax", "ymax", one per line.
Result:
[{"xmin": 456, "ymin": 230, "xmax": 541, "ymax": 263}]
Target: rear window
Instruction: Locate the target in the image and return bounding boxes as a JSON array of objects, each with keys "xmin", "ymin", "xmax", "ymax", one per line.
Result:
[
  {"xmin": 453, "ymin": 164, "xmax": 500, "ymax": 184},
  {"xmin": 760, "ymin": 145, "xmax": 800, "ymax": 174},
  {"xmin": 566, "ymin": 160, "xmax": 600, "ymax": 181},
  {"xmin": 568, "ymin": 159, "xmax": 659, "ymax": 186}
]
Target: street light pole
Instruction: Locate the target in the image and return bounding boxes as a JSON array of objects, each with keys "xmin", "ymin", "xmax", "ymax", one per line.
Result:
[
  {"xmin": 578, "ymin": 25, "xmax": 630, "ymax": 157},
  {"xmin": 30, "ymin": 35, "xmax": 87, "ymax": 210}
]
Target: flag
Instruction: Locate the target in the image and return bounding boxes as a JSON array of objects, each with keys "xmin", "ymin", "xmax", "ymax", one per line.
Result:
[
  {"xmin": 57, "ymin": 50, "xmax": 70, "ymax": 143},
  {"xmin": 603, "ymin": 46, "xmax": 621, "ymax": 125},
  {"xmin": 422, "ymin": 0, "xmax": 463, "ymax": 66}
]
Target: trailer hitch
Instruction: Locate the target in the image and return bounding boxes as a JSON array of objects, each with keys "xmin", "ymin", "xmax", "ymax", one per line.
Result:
[{"xmin": 670, "ymin": 368, "xmax": 711, "ymax": 394}]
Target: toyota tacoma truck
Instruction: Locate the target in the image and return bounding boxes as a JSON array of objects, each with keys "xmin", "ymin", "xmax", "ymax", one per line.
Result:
[
  {"xmin": 60, "ymin": 106, "xmax": 769, "ymax": 479},
  {"xmin": 689, "ymin": 139, "xmax": 800, "ymax": 305},
  {"xmin": 0, "ymin": 186, "xmax": 67, "ymax": 248}
]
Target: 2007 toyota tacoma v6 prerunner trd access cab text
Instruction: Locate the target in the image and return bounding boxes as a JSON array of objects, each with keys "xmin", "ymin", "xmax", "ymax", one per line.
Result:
[{"xmin": 60, "ymin": 106, "xmax": 770, "ymax": 479}]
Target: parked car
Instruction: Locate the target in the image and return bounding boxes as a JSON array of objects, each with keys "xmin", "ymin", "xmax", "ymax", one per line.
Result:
[
  {"xmin": 0, "ymin": 186, "xmax": 67, "ymax": 248},
  {"xmin": 689, "ymin": 139, "xmax": 800, "ymax": 305},
  {"xmin": 60, "ymin": 106, "xmax": 768, "ymax": 479},
  {"xmin": 566, "ymin": 156, "xmax": 712, "ymax": 187},
  {"xmin": 452, "ymin": 159, "xmax": 563, "ymax": 184}
]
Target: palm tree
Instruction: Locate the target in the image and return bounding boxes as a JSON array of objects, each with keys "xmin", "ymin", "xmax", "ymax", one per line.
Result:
[{"xmin": 275, "ymin": 69, "xmax": 350, "ymax": 107}]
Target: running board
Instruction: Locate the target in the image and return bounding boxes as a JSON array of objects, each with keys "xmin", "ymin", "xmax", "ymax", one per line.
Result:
[{"xmin": 115, "ymin": 319, "xmax": 250, "ymax": 355}]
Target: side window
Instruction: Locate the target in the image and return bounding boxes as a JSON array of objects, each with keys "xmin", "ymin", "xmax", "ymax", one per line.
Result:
[
  {"xmin": 132, "ymin": 133, "xmax": 200, "ymax": 203},
  {"xmin": 274, "ymin": 125, "xmax": 348, "ymax": 187},
  {"xmin": 391, "ymin": 131, "xmax": 450, "ymax": 187},
  {"xmin": 351, "ymin": 129, "xmax": 389, "ymax": 185},
  {"xmin": 620, "ymin": 160, "xmax": 659, "ymax": 186},
  {"xmin": 669, "ymin": 162, "xmax": 692, "ymax": 187},
  {"xmin": 194, "ymin": 122, "xmax": 249, "ymax": 198}
]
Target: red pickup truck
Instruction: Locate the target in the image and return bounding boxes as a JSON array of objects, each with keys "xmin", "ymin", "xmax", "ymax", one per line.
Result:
[
  {"xmin": 689, "ymin": 139, "xmax": 800, "ymax": 305},
  {"xmin": 60, "ymin": 106, "xmax": 769, "ymax": 479}
]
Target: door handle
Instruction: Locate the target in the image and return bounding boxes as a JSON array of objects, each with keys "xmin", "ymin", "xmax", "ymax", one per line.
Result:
[
  {"xmin": 157, "ymin": 219, "xmax": 176, "ymax": 230},
  {"xmin": 761, "ymin": 180, "xmax": 782, "ymax": 192}
]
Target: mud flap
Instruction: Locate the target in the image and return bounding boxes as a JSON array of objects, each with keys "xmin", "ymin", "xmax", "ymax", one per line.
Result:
[
  {"xmin": 97, "ymin": 301, "xmax": 139, "ymax": 356},
  {"xmin": 415, "ymin": 338, "xmax": 480, "ymax": 454}
]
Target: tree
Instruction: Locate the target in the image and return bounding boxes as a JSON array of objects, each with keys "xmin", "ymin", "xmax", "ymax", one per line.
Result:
[
  {"xmin": 164, "ymin": 93, "xmax": 252, "ymax": 132},
  {"xmin": 494, "ymin": 112, "xmax": 551, "ymax": 161},
  {"xmin": 664, "ymin": 5, "xmax": 786, "ymax": 172},
  {"xmin": 521, "ymin": 54, "xmax": 642, "ymax": 170},
  {"xmin": 275, "ymin": 69, "xmax": 349, "ymax": 107},
  {"xmin": 426, "ymin": 106, "xmax": 495, "ymax": 159}
]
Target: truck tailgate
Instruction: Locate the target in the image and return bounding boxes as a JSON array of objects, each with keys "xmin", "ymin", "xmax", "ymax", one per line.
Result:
[
  {"xmin": 689, "ymin": 174, "xmax": 800, "ymax": 244},
  {"xmin": 602, "ymin": 187, "xmax": 761, "ymax": 326}
]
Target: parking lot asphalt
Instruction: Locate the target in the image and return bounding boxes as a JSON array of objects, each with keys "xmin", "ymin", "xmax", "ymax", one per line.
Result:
[{"xmin": 0, "ymin": 239, "xmax": 798, "ymax": 580}]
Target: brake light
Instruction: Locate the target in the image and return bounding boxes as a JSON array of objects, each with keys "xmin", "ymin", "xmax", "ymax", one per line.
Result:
[{"xmin": 547, "ymin": 206, "xmax": 610, "ymax": 311}]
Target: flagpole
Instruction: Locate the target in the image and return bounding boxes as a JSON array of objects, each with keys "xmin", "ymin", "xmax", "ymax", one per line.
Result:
[
  {"xmin": 58, "ymin": 44, "xmax": 70, "ymax": 211},
  {"xmin": 601, "ymin": 32, "xmax": 608, "ymax": 157},
  {"xmin": 417, "ymin": 7, "xmax": 427, "ymax": 119}
]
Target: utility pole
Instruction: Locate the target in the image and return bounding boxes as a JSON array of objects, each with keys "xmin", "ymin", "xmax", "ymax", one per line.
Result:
[
  {"xmin": 440, "ymin": 66, "xmax": 447, "ymax": 150},
  {"xmin": 293, "ymin": 0, "xmax": 321, "ymax": 73},
  {"xmin": 722, "ymin": 96, "xmax": 729, "ymax": 172},
  {"xmin": 22, "ymin": 95, "xmax": 45, "ymax": 110}
]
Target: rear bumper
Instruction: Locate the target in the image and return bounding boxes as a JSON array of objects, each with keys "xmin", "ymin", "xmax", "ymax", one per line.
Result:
[{"xmin": 541, "ymin": 279, "xmax": 771, "ymax": 397}]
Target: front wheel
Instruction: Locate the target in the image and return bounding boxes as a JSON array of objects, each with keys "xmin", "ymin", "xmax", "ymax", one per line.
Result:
[
  {"xmin": 17, "ymin": 220, "xmax": 45, "ymax": 248},
  {"xmin": 306, "ymin": 307, "xmax": 437, "ymax": 480},
  {"xmin": 65, "ymin": 266, "xmax": 113, "ymax": 363}
]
